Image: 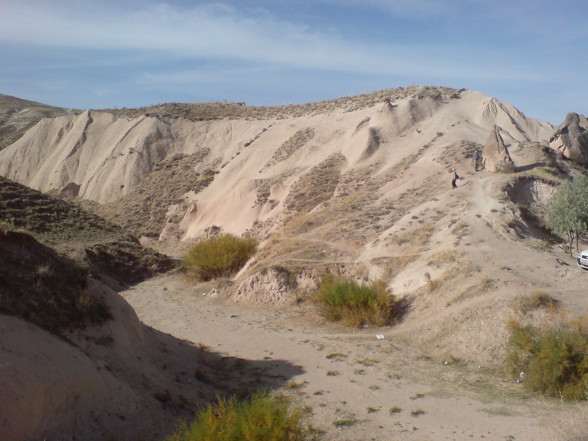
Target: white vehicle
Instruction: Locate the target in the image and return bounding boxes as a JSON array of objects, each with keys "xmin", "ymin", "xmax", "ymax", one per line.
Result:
[{"xmin": 578, "ymin": 250, "xmax": 588, "ymax": 270}]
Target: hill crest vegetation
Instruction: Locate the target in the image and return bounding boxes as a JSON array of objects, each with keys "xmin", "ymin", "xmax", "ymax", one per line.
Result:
[{"xmin": 109, "ymin": 86, "xmax": 464, "ymax": 121}]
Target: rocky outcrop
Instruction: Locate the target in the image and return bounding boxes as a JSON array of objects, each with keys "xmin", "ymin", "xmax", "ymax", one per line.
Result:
[
  {"xmin": 482, "ymin": 125, "xmax": 514, "ymax": 172},
  {"xmin": 549, "ymin": 112, "xmax": 588, "ymax": 164},
  {"xmin": 230, "ymin": 266, "xmax": 298, "ymax": 304}
]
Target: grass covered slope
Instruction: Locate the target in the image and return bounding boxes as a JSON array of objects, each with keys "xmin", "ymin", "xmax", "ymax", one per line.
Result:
[
  {"xmin": 0, "ymin": 229, "xmax": 110, "ymax": 335},
  {"xmin": 0, "ymin": 176, "xmax": 174, "ymax": 285},
  {"xmin": 85, "ymin": 151, "xmax": 217, "ymax": 239},
  {"xmin": 0, "ymin": 93, "xmax": 78, "ymax": 151}
]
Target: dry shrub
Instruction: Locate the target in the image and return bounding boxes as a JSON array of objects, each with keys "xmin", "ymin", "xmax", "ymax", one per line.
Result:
[
  {"xmin": 575, "ymin": 315, "xmax": 588, "ymax": 335},
  {"xmin": 506, "ymin": 319, "xmax": 588, "ymax": 400},
  {"xmin": 314, "ymin": 276, "xmax": 401, "ymax": 327},
  {"xmin": 517, "ymin": 292, "xmax": 560, "ymax": 315},
  {"xmin": 530, "ymin": 239, "xmax": 552, "ymax": 252},
  {"xmin": 424, "ymin": 272, "xmax": 439, "ymax": 292},
  {"xmin": 284, "ymin": 154, "xmax": 344, "ymax": 213},
  {"xmin": 426, "ymin": 250, "xmax": 460, "ymax": 266},
  {"xmin": 495, "ymin": 162, "xmax": 517, "ymax": 174},
  {"xmin": 451, "ymin": 221, "xmax": 469, "ymax": 239},
  {"xmin": 0, "ymin": 219, "xmax": 15, "ymax": 230},
  {"xmin": 183, "ymin": 234, "xmax": 257, "ymax": 281},
  {"xmin": 451, "ymin": 277, "xmax": 494, "ymax": 303},
  {"xmin": 370, "ymin": 255, "xmax": 418, "ymax": 279},
  {"xmin": 165, "ymin": 392, "xmax": 308, "ymax": 441},
  {"xmin": 283, "ymin": 213, "xmax": 315, "ymax": 234},
  {"xmin": 390, "ymin": 224, "xmax": 435, "ymax": 247},
  {"xmin": 0, "ymin": 231, "xmax": 111, "ymax": 336}
]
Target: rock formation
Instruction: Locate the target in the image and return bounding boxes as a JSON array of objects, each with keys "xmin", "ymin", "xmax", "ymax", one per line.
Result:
[
  {"xmin": 482, "ymin": 125, "xmax": 514, "ymax": 172},
  {"xmin": 549, "ymin": 112, "xmax": 588, "ymax": 164}
]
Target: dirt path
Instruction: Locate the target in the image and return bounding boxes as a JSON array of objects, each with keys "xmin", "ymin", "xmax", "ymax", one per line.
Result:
[{"xmin": 120, "ymin": 273, "xmax": 576, "ymax": 441}]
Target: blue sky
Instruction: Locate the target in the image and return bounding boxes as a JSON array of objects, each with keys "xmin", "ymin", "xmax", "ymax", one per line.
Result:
[{"xmin": 0, "ymin": 0, "xmax": 586, "ymax": 124}]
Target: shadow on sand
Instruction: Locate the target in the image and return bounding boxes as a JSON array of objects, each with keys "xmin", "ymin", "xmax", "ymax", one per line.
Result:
[{"xmin": 145, "ymin": 326, "xmax": 305, "ymax": 440}]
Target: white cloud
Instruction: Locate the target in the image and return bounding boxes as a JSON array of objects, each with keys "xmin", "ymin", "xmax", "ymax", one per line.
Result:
[
  {"xmin": 0, "ymin": 1, "xmax": 545, "ymax": 83},
  {"xmin": 315, "ymin": 0, "xmax": 459, "ymax": 17}
]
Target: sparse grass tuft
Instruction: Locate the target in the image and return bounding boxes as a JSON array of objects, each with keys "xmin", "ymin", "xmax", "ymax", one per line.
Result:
[
  {"xmin": 390, "ymin": 224, "xmax": 435, "ymax": 247},
  {"xmin": 111, "ymin": 86, "xmax": 464, "ymax": 122},
  {"xmin": 506, "ymin": 320, "xmax": 588, "ymax": 400},
  {"xmin": 451, "ymin": 277, "xmax": 494, "ymax": 304},
  {"xmin": 426, "ymin": 250, "xmax": 460, "ymax": 266},
  {"xmin": 332, "ymin": 415, "xmax": 360, "ymax": 428},
  {"xmin": 389, "ymin": 406, "xmax": 402, "ymax": 414},
  {"xmin": 325, "ymin": 353, "xmax": 347, "ymax": 361},
  {"xmin": 451, "ymin": 221, "xmax": 469, "ymax": 240},
  {"xmin": 530, "ymin": 239, "xmax": 552, "ymax": 252},
  {"xmin": 0, "ymin": 218, "xmax": 15, "ymax": 230},
  {"xmin": 183, "ymin": 234, "xmax": 257, "ymax": 281},
  {"xmin": 355, "ymin": 358, "xmax": 379, "ymax": 367},
  {"xmin": 516, "ymin": 292, "xmax": 560, "ymax": 314},
  {"xmin": 495, "ymin": 162, "xmax": 516, "ymax": 174},
  {"xmin": 0, "ymin": 231, "xmax": 111, "ymax": 335},
  {"xmin": 165, "ymin": 392, "xmax": 308, "ymax": 441},
  {"xmin": 285, "ymin": 381, "xmax": 308, "ymax": 390},
  {"xmin": 314, "ymin": 276, "xmax": 398, "ymax": 327}
]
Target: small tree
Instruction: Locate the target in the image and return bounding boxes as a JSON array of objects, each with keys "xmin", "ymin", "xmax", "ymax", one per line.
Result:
[{"xmin": 546, "ymin": 176, "xmax": 588, "ymax": 254}]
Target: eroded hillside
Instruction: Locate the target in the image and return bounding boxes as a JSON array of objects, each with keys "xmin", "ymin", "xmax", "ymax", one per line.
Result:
[
  {"xmin": 2, "ymin": 86, "xmax": 578, "ymax": 365},
  {"xmin": 0, "ymin": 176, "xmax": 173, "ymax": 286},
  {"xmin": 0, "ymin": 93, "xmax": 78, "ymax": 151},
  {"xmin": 0, "ymin": 178, "xmax": 299, "ymax": 441},
  {"xmin": 2, "ymin": 85, "xmax": 588, "ymax": 440}
]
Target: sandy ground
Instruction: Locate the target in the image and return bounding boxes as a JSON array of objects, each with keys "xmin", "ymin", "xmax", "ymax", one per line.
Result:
[{"xmin": 121, "ymin": 273, "xmax": 583, "ymax": 441}]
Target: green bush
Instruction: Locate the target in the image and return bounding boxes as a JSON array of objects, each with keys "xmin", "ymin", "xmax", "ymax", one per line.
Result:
[
  {"xmin": 506, "ymin": 320, "xmax": 588, "ymax": 400},
  {"xmin": 314, "ymin": 276, "xmax": 396, "ymax": 327},
  {"xmin": 165, "ymin": 392, "xmax": 307, "ymax": 441},
  {"xmin": 183, "ymin": 234, "xmax": 257, "ymax": 281},
  {"xmin": 547, "ymin": 175, "xmax": 588, "ymax": 254}
]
